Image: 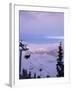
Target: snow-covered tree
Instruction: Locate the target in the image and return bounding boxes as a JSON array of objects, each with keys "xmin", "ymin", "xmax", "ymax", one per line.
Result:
[{"xmin": 56, "ymin": 42, "xmax": 64, "ymax": 77}]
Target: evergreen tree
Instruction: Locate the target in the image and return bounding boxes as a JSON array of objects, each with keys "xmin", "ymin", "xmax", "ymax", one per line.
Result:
[
  {"xmin": 56, "ymin": 42, "xmax": 64, "ymax": 77},
  {"xmin": 28, "ymin": 71, "xmax": 31, "ymax": 78},
  {"xmin": 22, "ymin": 69, "xmax": 28, "ymax": 79},
  {"xmin": 34, "ymin": 73, "xmax": 36, "ymax": 78}
]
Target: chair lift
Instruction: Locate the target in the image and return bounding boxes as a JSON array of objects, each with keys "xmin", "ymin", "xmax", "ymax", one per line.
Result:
[{"xmin": 24, "ymin": 51, "xmax": 31, "ymax": 59}]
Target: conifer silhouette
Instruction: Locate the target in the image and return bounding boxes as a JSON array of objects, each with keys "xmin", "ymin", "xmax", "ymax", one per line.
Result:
[
  {"xmin": 34, "ymin": 73, "xmax": 36, "ymax": 78},
  {"xmin": 56, "ymin": 42, "xmax": 64, "ymax": 77}
]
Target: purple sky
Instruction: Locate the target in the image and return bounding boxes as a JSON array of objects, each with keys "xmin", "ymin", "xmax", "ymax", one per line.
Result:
[{"xmin": 19, "ymin": 10, "xmax": 64, "ymax": 43}]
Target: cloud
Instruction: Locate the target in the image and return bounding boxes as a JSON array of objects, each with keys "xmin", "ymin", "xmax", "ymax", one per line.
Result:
[
  {"xmin": 44, "ymin": 36, "xmax": 64, "ymax": 39},
  {"xmin": 20, "ymin": 11, "xmax": 64, "ymax": 38}
]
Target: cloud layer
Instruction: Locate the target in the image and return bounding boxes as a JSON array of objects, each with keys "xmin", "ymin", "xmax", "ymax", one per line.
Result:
[{"xmin": 19, "ymin": 10, "xmax": 64, "ymax": 43}]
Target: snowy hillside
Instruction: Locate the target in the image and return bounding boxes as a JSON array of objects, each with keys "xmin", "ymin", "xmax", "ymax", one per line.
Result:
[{"xmin": 20, "ymin": 43, "xmax": 64, "ymax": 78}]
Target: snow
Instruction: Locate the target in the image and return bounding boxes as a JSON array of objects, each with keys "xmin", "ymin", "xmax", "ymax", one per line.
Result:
[{"xmin": 20, "ymin": 43, "xmax": 63, "ymax": 78}]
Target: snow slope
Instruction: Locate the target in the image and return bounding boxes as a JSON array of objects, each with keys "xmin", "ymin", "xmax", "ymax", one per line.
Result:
[{"xmin": 21, "ymin": 43, "xmax": 63, "ymax": 78}]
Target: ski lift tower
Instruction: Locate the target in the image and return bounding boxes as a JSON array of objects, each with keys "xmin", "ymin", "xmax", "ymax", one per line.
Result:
[{"xmin": 19, "ymin": 41, "xmax": 29, "ymax": 77}]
